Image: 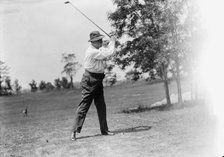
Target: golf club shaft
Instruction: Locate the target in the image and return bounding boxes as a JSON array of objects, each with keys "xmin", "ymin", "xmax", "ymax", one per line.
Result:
[{"xmin": 65, "ymin": 1, "xmax": 111, "ymax": 38}]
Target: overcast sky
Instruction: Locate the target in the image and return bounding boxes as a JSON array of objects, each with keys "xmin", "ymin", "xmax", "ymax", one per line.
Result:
[{"xmin": 0, "ymin": 0, "xmax": 118, "ymax": 88}]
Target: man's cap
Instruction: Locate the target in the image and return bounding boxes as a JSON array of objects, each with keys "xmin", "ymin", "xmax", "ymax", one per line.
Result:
[{"xmin": 88, "ymin": 31, "xmax": 104, "ymax": 42}]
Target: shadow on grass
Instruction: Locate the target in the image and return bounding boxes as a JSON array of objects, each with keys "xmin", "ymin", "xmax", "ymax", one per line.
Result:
[
  {"xmin": 77, "ymin": 134, "xmax": 102, "ymax": 140},
  {"xmin": 77, "ymin": 126, "xmax": 152, "ymax": 140},
  {"xmin": 113, "ymin": 125, "xmax": 152, "ymax": 134}
]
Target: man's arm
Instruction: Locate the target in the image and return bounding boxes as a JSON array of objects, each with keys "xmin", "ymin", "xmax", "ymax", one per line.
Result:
[{"xmin": 93, "ymin": 37, "xmax": 116, "ymax": 60}]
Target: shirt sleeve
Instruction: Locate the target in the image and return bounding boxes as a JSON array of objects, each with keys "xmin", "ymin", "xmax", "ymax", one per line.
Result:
[{"xmin": 92, "ymin": 40, "xmax": 116, "ymax": 60}]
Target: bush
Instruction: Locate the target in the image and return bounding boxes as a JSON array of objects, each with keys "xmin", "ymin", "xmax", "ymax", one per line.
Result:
[
  {"xmin": 29, "ymin": 80, "xmax": 38, "ymax": 92},
  {"xmin": 54, "ymin": 78, "xmax": 62, "ymax": 89},
  {"xmin": 45, "ymin": 82, "xmax": 55, "ymax": 91},
  {"xmin": 61, "ymin": 77, "xmax": 70, "ymax": 89},
  {"xmin": 1, "ymin": 77, "xmax": 13, "ymax": 96},
  {"xmin": 125, "ymin": 69, "xmax": 141, "ymax": 83},
  {"xmin": 39, "ymin": 80, "xmax": 46, "ymax": 90},
  {"xmin": 104, "ymin": 73, "xmax": 117, "ymax": 86},
  {"xmin": 13, "ymin": 79, "xmax": 22, "ymax": 94}
]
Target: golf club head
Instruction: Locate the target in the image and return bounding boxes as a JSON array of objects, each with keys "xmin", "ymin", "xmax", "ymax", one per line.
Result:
[{"xmin": 64, "ymin": 1, "xmax": 70, "ymax": 4}]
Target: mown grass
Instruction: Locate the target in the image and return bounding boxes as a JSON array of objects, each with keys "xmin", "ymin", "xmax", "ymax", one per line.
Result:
[{"xmin": 0, "ymin": 78, "xmax": 217, "ymax": 157}]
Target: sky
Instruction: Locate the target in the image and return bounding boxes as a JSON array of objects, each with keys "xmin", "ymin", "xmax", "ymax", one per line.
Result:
[{"xmin": 0, "ymin": 0, "xmax": 118, "ymax": 88}]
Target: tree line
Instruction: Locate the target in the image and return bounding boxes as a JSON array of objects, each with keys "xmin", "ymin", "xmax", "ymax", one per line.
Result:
[
  {"xmin": 0, "ymin": 60, "xmax": 21, "ymax": 96},
  {"xmin": 0, "ymin": 53, "xmax": 119, "ymax": 95},
  {"xmin": 28, "ymin": 77, "xmax": 78, "ymax": 92}
]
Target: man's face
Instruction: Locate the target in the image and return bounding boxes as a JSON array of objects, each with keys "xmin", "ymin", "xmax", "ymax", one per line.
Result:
[{"xmin": 91, "ymin": 39, "xmax": 103, "ymax": 49}]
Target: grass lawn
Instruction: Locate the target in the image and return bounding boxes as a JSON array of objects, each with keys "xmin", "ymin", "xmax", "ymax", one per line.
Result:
[{"xmin": 0, "ymin": 79, "xmax": 218, "ymax": 157}]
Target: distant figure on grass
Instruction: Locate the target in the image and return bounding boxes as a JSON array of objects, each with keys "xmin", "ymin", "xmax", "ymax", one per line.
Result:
[
  {"xmin": 22, "ymin": 106, "xmax": 28, "ymax": 117},
  {"xmin": 71, "ymin": 31, "xmax": 116, "ymax": 141}
]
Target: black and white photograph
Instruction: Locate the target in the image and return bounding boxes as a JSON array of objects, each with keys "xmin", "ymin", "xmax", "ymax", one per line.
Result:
[{"xmin": 1, "ymin": 0, "xmax": 224, "ymax": 156}]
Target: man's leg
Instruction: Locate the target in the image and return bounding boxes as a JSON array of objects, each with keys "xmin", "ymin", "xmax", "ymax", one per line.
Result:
[
  {"xmin": 94, "ymin": 83, "xmax": 111, "ymax": 134},
  {"xmin": 72, "ymin": 93, "xmax": 93, "ymax": 133},
  {"xmin": 71, "ymin": 74, "xmax": 94, "ymax": 137}
]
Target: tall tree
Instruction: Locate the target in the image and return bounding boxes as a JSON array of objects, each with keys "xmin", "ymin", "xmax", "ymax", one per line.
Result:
[
  {"xmin": 161, "ymin": 0, "xmax": 186, "ymax": 104},
  {"xmin": 61, "ymin": 53, "xmax": 81, "ymax": 88},
  {"xmin": 164, "ymin": 0, "xmax": 203, "ymax": 103},
  {"xmin": 108, "ymin": 0, "xmax": 173, "ymax": 105},
  {"xmin": 183, "ymin": 0, "xmax": 203, "ymax": 101},
  {"xmin": 108, "ymin": 0, "xmax": 198, "ymax": 105}
]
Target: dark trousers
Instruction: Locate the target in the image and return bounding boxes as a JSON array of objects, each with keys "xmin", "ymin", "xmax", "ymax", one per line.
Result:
[{"xmin": 72, "ymin": 70, "xmax": 109, "ymax": 134}]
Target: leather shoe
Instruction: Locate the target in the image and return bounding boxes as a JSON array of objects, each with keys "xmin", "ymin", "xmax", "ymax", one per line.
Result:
[
  {"xmin": 101, "ymin": 131, "xmax": 115, "ymax": 135},
  {"xmin": 71, "ymin": 132, "xmax": 76, "ymax": 141}
]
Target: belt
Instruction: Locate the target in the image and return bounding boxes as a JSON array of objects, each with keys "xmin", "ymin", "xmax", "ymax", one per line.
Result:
[{"xmin": 85, "ymin": 70, "xmax": 105, "ymax": 79}]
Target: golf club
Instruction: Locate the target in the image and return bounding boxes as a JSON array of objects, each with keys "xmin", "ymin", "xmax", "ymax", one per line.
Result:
[{"xmin": 64, "ymin": 1, "xmax": 111, "ymax": 38}]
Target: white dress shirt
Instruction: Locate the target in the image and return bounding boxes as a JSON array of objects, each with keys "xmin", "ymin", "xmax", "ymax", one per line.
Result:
[{"xmin": 84, "ymin": 40, "xmax": 115, "ymax": 73}]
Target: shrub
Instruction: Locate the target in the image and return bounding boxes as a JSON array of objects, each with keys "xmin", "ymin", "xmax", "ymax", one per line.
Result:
[
  {"xmin": 29, "ymin": 80, "xmax": 38, "ymax": 92},
  {"xmin": 54, "ymin": 78, "xmax": 62, "ymax": 89},
  {"xmin": 39, "ymin": 80, "xmax": 46, "ymax": 90},
  {"xmin": 13, "ymin": 79, "xmax": 22, "ymax": 94}
]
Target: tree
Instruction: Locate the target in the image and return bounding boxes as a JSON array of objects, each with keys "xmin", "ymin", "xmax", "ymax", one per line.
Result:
[
  {"xmin": 125, "ymin": 69, "xmax": 141, "ymax": 83},
  {"xmin": 108, "ymin": 0, "xmax": 173, "ymax": 105},
  {"xmin": 162, "ymin": 0, "xmax": 202, "ymax": 104},
  {"xmin": 108, "ymin": 0, "xmax": 198, "ymax": 106},
  {"xmin": 182, "ymin": 0, "xmax": 203, "ymax": 101},
  {"xmin": 61, "ymin": 77, "xmax": 70, "ymax": 89},
  {"xmin": 29, "ymin": 80, "xmax": 38, "ymax": 92},
  {"xmin": 61, "ymin": 53, "xmax": 81, "ymax": 88},
  {"xmin": 39, "ymin": 80, "xmax": 47, "ymax": 90},
  {"xmin": 1, "ymin": 76, "xmax": 13, "ymax": 95},
  {"xmin": 45, "ymin": 82, "xmax": 55, "ymax": 91},
  {"xmin": 54, "ymin": 78, "xmax": 62, "ymax": 89},
  {"xmin": 104, "ymin": 64, "xmax": 117, "ymax": 86},
  {"xmin": 13, "ymin": 79, "xmax": 22, "ymax": 94},
  {"xmin": 0, "ymin": 60, "xmax": 10, "ymax": 96},
  {"xmin": 5, "ymin": 76, "xmax": 12, "ymax": 92},
  {"xmin": 157, "ymin": 0, "xmax": 186, "ymax": 104}
]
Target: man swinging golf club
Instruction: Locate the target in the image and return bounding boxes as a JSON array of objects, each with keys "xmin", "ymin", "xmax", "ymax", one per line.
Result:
[{"xmin": 71, "ymin": 31, "xmax": 116, "ymax": 141}]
